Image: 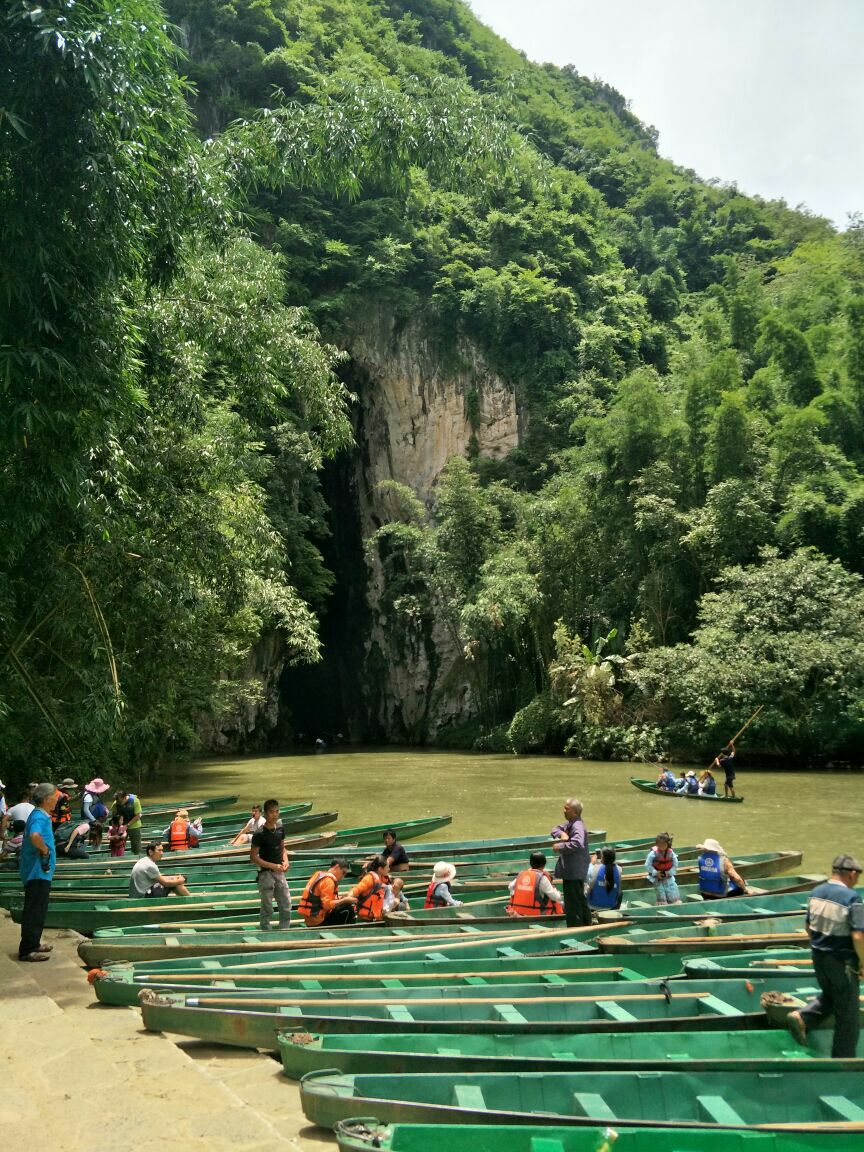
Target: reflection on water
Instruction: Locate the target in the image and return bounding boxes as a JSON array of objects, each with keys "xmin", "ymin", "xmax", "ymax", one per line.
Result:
[{"xmin": 145, "ymin": 748, "xmax": 863, "ymax": 873}]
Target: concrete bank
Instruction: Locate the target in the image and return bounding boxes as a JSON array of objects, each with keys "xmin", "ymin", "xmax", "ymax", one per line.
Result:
[{"xmin": 0, "ymin": 911, "xmax": 333, "ymax": 1152}]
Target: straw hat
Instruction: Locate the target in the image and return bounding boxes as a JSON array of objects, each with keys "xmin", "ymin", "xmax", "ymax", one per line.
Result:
[
  {"xmin": 85, "ymin": 777, "xmax": 110, "ymax": 794},
  {"xmin": 432, "ymin": 861, "xmax": 456, "ymax": 882},
  {"xmin": 176, "ymin": 808, "xmax": 189, "ymax": 819},
  {"xmin": 698, "ymin": 838, "xmax": 725, "ymax": 855}
]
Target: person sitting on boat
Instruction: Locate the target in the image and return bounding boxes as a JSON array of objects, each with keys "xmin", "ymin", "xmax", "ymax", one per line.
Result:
[
  {"xmin": 382, "ymin": 828, "xmax": 409, "ymax": 872},
  {"xmin": 54, "ymin": 819, "xmax": 90, "ymax": 860},
  {"xmin": 713, "ymin": 741, "xmax": 737, "ymax": 798},
  {"xmin": 230, "ymin": 804, "xmax": 265, "ymax": 846},
  {"xmin": 425, "ymin": 861, "xmax": 462, "ymax": 908},
  {"xmin": 351, "ymin": 855, "xmax": 390, "ymax": 921},
  {"xmin": 697, "ymin": 838, "xmax": 750, "ymax": 900},
  {"xmin": 507, "ymin": 852, "xmax": 564, "ymax": 918},
  {"xmin": 297, "ymin": 857, "xmax": 357, "ymax": 927},
  {"xmin": 586, "ymin": 847, "xmax": 623, "ymax": 911},
  {"xmin": 673, "ymin": 772, "xmax": 688, "ymax": 793},
  {"xmin": 88, "ymin": 822, "xmax": 104, "ymax": 849},
  {"xmin": 645, "ymin": 832, "xmax": 681, "ymax": 904},
  {"xmin": 80, "ymin": 777, "xmax": 110, "ymax": 824},
  {"xmin": 383, "ymin": 875, "xmax": 409, "ymax": 914},
  {"xmin": 128, "ymin": 841, "xmax": 191, "ymax": 899},
  {"xmin": 656, "ymin": 767, "xmax": 676, "ymax": 792},
  {"xmin": 107, "ymin": 813, "xmax": 127, "ymax": 857},
  {"xmin": 698, "ymin": 770, "xmax": 717, "ymax": 796},
  {"xmin": 684, "ymin": 770, "xmax": 699, "ymax": 795},
  {"xmin": 164, "ymin": 808, "xmax": 200, "ymax": 851}
]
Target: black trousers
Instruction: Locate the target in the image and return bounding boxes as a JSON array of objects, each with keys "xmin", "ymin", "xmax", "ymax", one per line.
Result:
[
  {"xmin": 800, "ymin": 950, "xmax": 861, "ymax": 1058},
  {"xmin": 320, "ymin": 905, "xmax": 357, "ymax": 926},
  {"xmin": 561, "ymin": 879, "xmax": 592, "ymax": 927},
  {"xmin": 19, "ymin": 878, "xmax": 51, "ymax": 958}
]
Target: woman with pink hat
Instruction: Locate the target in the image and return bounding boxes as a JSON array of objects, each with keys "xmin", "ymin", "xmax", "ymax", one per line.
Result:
[{"xmin": 81, "ymin": 777, "xmax": 110, "ymax": 824}]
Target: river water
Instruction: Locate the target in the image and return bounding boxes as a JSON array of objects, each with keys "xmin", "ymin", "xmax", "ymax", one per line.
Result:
[{"xmin": 144, "ymin": 749, "xmax": 863, "ymax": 875}]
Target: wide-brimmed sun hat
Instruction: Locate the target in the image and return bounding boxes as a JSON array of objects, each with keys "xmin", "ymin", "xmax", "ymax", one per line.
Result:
[
  {"xmin": 85, "ymin": 777, "xmax": 110, "ymax": 794},
  {"xmin": 698, "ymin": 838, "xmax": 724, "ymax": 855},
  {"xmin": 432, "ymin": 861, "xmax": 457, "ymax": 882},
  {"xmin": 59, "ymin": 777, "xmax": 78, "ymax": 789}
]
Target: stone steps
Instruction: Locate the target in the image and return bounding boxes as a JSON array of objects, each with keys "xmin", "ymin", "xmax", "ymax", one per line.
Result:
[{"xmin": 0, "ymin": 913, "xmax": 333, "ymax": 1151}]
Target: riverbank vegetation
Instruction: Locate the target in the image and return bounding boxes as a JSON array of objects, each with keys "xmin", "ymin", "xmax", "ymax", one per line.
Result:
[{"xmin": 2, "ymin": 0, "xmax": 862, "ymax": 778}]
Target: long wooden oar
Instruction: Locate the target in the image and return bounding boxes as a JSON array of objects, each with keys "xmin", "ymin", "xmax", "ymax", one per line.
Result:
[
  {"xmin": 135, "ymin": 965, "xmax": 629, "ymax": 985},
  {"xmin": 177, "ymin": 990, "xmax": 716, "ymax": 1008}
]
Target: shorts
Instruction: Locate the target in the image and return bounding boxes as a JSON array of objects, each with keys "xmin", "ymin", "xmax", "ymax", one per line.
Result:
[
  {"xmin": 725, "ymin": 770, "xmax": 736, "ymax": 783},
  {"xmin": 145, "ymin": 883, "xmax": 168, "ymax": 899}
]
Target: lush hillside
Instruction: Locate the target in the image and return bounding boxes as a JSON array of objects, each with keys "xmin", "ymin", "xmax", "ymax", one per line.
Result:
[{"xmin": 2, "ymin": 0, "xmax": 862, "ymax": 781}]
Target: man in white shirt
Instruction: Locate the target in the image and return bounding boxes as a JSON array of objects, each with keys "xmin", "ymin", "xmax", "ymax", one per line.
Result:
[
  {"xmin": 128, "ymin": 842, "xmax": 191, "ymax": 898},
  {"xmin": 7, "ymin": 789, "xmax": 35, "ymax": 828}
]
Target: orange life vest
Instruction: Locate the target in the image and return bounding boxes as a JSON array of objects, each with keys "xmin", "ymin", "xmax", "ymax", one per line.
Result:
[
  {"xmin": 425, "ymin": 880, "xmax": 455, "ymax": 909},
  {"xmin": 52, "ymin": 791, "xmax": 72, "ymax": 826},
  {"xmin": 652, "ymin": 847, "xmax": 675, "ymax": 874},
  {"xmin": 298, "ymin": 870, "xmax": 336, "ymax": 926},
  {"xmin": 506, "ymin": 868, "xmax": 564, "ymax": 917},
  {"xmin": 169, "ymin": 817, "xmax": 189, "ymax": 851},
  {"xmin": 355, "ymin": 872, "xmax": 387, "ymax": 921}
]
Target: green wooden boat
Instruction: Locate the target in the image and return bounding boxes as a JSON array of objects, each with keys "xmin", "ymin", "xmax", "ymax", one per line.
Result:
[
  {"xmin": 287, "ymin": 830, "xmax": 607, "ymax": 861},
  {"xmin": 139, "ymin": 977, "xmax": 789, "ymax": 1046},
  {"xmin": 79, "ymin": 922, "xmax": 606, "ymax": 966},
  {"xmin": 300, "ymin": 1068, "xmax": 864, "ymax": 1130},
  {"xmin": 93, "ymin": 952, "xmax": 676, "ymax": 1006},
  {"xmin": 280, "ymin": 1026, "xmax": 861, "ymax": 1079},
  {"xmin": 762, "ymin": 989, "xmax": 864, "ymax": 1032},
  {"xmin": 685, "ymin": 950, "xmax": 812, "ymax": 978},
  {"xmin": 335, "ymin": 1120, "xmax": 864, "ymax": 1152},
  {"xmin": 137, "ymin": 794, "xmax": 240, "ymax": 817},
  {"xmin": 631, "ymin": 778, "xmax": 745, "ymax": 803},
  {"xmin": 598, "ymin": 915, "xmax": 810, "ymax": 954}
]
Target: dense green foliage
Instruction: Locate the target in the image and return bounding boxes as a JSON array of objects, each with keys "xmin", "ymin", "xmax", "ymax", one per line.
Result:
[{"xmin": 2, "ymin": 0, "xmax": 863, "ymax": 775}]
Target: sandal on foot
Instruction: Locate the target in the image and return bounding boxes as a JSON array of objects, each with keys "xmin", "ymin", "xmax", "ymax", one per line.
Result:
[
  {"xmin": 19, "ymin": 952, "xmax": 50, "ymax": 962},
  {"xmin": 34, "ymin": 943, "xmax": 53, "ymax": 953}
]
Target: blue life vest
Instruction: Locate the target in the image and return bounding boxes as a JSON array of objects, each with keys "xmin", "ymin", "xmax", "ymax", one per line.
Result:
[
  {"xmin": 659, "ymin": 772, "xmax": 675, "ymax": 791},
  {"xmin": 685, "ymin": 776, "xmax": 699, "ymax": 794},
  {"xmin": 588, "ymin": 864, "xmax": 622, "ymax": 910},
  {"xmin": 698, "ymin": 850, "xmax": 728, "ymax": 896},
  {"xmin": 701, "ymin": 778, "xmax": 716, "ymax": 796}
]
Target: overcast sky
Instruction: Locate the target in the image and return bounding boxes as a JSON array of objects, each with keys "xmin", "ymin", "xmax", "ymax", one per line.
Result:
[{"xmin": 468, "ymin": 0, "xmax": 862, "ymax": 229}]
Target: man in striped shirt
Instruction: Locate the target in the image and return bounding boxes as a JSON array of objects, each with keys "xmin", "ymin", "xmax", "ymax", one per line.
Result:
[{"xmin": 788, "ymin": 855, "xmax": 864, "ymax": 1057}]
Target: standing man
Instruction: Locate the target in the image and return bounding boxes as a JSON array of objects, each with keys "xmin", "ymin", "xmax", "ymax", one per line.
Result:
[
  {"xmin": 550, "ymin": 797, "xmax": 592, "ymax": 927},
  {"xmin": 713, "ymin": 742, "xmax": 737, "ymax": 798},
  {"xmin": 18, "ymin": 783, "xmax": 58, "ymax": 962},
  {"xmin": 250, "ymin": 798, "xmax": 291, "ymax": 931},
  {"xmin": 111, "ymin": 789, "xmax": 143, "ymax": 855},
  {"xmin": 788, "ymin": 855, "xmax": 864, "ymax": 1058}
]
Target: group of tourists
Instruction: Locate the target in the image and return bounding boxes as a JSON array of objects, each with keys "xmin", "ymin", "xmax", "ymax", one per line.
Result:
[{"xmin": 654, "ymin": 743, "xmax": 738, "ymax": 798}]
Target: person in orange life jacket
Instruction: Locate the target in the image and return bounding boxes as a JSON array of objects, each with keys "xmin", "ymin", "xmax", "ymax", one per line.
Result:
[
  {"xmin": 351, "ymin": 855, "xmax": 390, "ymax": 921},
  {"xmin": 51, "ymin": 779, "xmax": 76, "ymax": 828},
  {"xmin": 250, "ymin": 798, "xmax": 292, "ymax": 931},
  {"xmin": 586, "ymin": 847, "xmax": 623, "ymax": 911},
  {"xmin": 697, "ymin": 838, "xmax": 749, "ymax": 900},
  {"xmin": 507, "ymin": 852, "xmax": 564, "ymax": 917},
  {"xmin": 551, "ymin": 797, "xmax": 592, "ymax": 927},
  {"xmin": 425, "ymin": 861, "xmax": 462, "ymax": 908},
  {"xmin": 645, "ymin": 832, "xmax": 680, "ymax": 904},
  {"xmin": 128, "ymin": 842, "xmax": 190, "ymax": 898},
  {"xmin": 382, "ymin": 828, "xmax": 409, "ymax": 872},
  {"xmin": 165, "ymin": 809, "xmax": 200, "ymax": 851},
  {"xmin": 298, "ymin": 857, "xmax": 357, "ymax": 927}
]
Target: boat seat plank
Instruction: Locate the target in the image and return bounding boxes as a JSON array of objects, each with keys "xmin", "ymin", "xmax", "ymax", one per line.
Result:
[
  {"xmin": 596, "ymin": 1001, "xmax": 637, "ymax": 1022},
  {"xmin": 529, "ymin": 1140, "xmax": 566, "ymax": 1152},
  {"xmin": 696, "ymin": 1096, "xmax": 746, "ymax": 1126},
  {"xmin": 380, "ymin": 979, "xmax": 406, "ymax": 989},
  {"xmin": 618, "ymin": 968, "xmax": 646, "ymax": 982},
  {"xmin": 819, "ymin": 1096, "xmax": 864, "ymax": 1122},
  {"xmin": 700, "ymin": 994, "xmax": 744, "ymax": 1017},
  {"xmin": 453, "ymin": 1085, "xmax": 486, "ymax": 1110},
  {"xmin": 494, "ymin": 1003, "xmax": 528, "ymax": 1024},
  {"xmin": 541, "ymin": 974, "xmax": 569, "ymax": 985},
  {"xmin": 425, "ymin": 952, "xmax": 452, "ymax": 961},
  {"xmin": 299, "ymin": 980, "xmax": 323, "ymax": 990},
  {"xmin": 385, "ymin": 1005, "xmax": 415, "ymax": 1022},
  {"xmin": 495, "ymin": 947, "xmax": 524, "ymax": 958},
  {"xmin": 201, "ymin": 960, "xmax": 222, "ymax": 969},
  {"xmin": 572, "ymin": 1093, "xmax": 616, "ymax": 1120},
  {"xmin": 435, "ymin": 1048, "xmax": 462, "ymax": 1057},
  {"xmin": 464, "ymin": 977, "xmax": 490, "ymax": 986}
]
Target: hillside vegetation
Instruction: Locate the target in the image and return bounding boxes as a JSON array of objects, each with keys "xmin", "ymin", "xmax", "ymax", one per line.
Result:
[{"xmin": 2, "ymin": 0, "xmax": 862, "ymax": 779}]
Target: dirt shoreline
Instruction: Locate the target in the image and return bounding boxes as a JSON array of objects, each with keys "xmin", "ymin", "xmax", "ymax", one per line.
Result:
[{"xmin": 0, "ymin": 910, "xmax": 334, "ymax": 1151}]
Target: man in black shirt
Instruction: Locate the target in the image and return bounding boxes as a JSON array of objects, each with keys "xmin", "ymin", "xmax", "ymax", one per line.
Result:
[
  {"xmin": 250, "ymin": 798, "xmax": 291, "ymax": 931},
  {"xmin": 382, "ymin": 828, "xmax": 409, "ymax": 872}
]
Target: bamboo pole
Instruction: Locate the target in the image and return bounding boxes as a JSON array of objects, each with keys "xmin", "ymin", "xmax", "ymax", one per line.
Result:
[
  {"xmin": 178, "ymin": 990, "xmax": 716, "ymax": 1009},
  {"xmin": 137, "ymin": 965, "xmax": 628, "ymax": 984}
]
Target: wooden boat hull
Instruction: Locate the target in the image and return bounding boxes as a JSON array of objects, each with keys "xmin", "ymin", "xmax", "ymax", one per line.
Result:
[
  {"xmin": 630, "ymin": 778, "xmax": 744, "ymax": 803},
  {"xmin": 281, "ymin": 1026, "xmax": 860, "ymax": 1079},
  {"xmin": 139, "ymin": 977, "xmax": 789, "ymax": 1046},
  {"xmin": 685, "ymin": 950, "xmax": 813, "ymax": 978},
  {"xmin": 300, "ymin": 1067, "xmax": 864, "ymax": 1130},
  {"xmin": 763, "ymin": 989, "xmax": 864, "ymax": 1031},
  {"xmin": 335, "ymin": 1120, "xmax": 864, "ymax": 1152},
  {"xmin": 599, "ymin": 915, "xmax": 810, "ymax": 955}
]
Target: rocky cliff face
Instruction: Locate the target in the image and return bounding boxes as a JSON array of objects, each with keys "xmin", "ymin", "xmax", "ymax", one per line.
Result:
[{"xmin": 346, "ymin": 308, "xmax": 521, "ymax": 740}]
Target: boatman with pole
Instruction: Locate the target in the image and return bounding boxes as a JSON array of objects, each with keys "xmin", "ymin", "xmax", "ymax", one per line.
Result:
[
  {"xmin": 788, "ymin": 855, "xmax": 864, "ymax": 1058},
  {"xmin": 550, "ymin": 797, "xmax": 591, "ymax": 927}
]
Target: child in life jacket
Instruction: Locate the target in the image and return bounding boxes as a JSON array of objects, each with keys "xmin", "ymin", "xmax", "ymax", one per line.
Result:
[
  {"xmin": 424, "ymin": 861, "xmax": 462, "ymax": 908},
  {"xmin": 645, "ymin": 832, "xmax": 680, "ymax": 904},
  {"xmin": 108, "ymin": 814, "xmax": 127, "ymax": 857}
]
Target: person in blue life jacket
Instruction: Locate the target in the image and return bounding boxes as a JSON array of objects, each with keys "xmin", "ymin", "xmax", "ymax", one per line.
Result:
[
  {"xmin": 673, "ymin": 772, "xmax": 688, "ymax": 793},
  {"xmin": 586, "ymin": 847, "xmax": 623, "ymax": 911},
  {"xmin": 697, "ymin": 838, "xmax": 750, "ymax": 900},
  {"xmin": 656, "ymin": 767, "xmax": 676, "ymax": 792},
  {"xmin": 684, "ymin": 770, "xmax": 699, "ymax": 794},
  {"xmin": 698, "ymin": 770, "xmax": 717, "ymax": 796}
]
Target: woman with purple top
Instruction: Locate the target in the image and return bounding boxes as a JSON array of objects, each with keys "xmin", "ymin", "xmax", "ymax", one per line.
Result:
[{"xmin": 550, "ymin": 797, "xmax": 592, "ymax": 927}]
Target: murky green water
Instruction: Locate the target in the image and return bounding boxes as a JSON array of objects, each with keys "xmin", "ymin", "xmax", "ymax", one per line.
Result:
[{"xmin": 143, "ymin": 749, "xmax": 863, "ymax": 874}]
